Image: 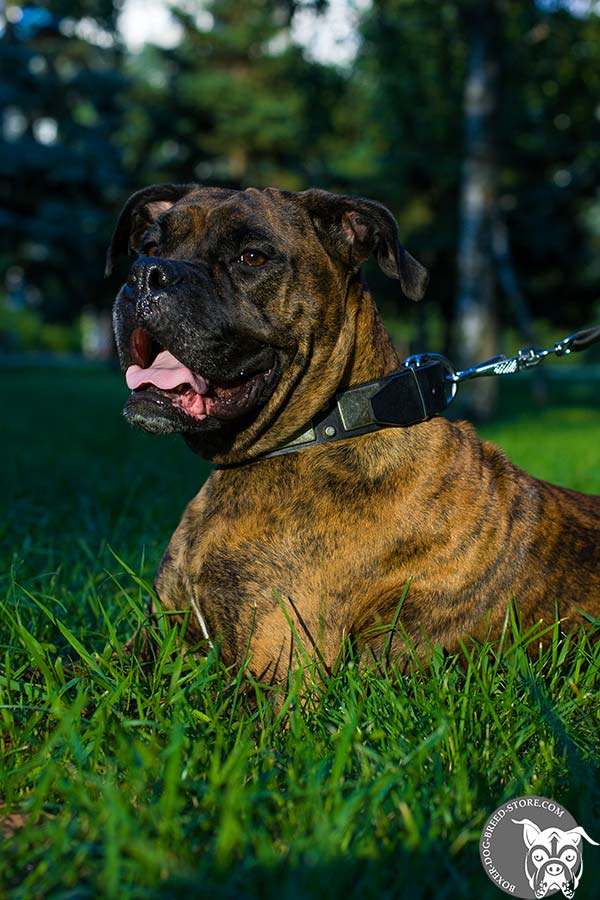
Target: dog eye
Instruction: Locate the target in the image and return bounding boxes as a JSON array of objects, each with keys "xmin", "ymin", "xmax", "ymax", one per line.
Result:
[
  {"xmin": 239, "ymin": 249, "xmax": 267, "ymax": 267},
  {"xmin": 143, "ymin": 242, "xmax": 160, "ymax": 257}
]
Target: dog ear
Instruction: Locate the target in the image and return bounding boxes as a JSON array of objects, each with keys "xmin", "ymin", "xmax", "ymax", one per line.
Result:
[
  {"xmin": 105, "ymin": 183, "xmax": 198, "ymax": 276},
  {"xmin": 512, "ymin": 819, "xmax": 542, "ymax": 849},
  {"xmin": 564, "ymin": 826, "xmax": 600, "ymax": 846},
  {"xmin": 294, "ymin": 189, "xmax": 428, "ymax": 302}
]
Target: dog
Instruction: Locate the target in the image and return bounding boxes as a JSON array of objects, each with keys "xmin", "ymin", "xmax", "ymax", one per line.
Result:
[
  {"xmin": 512, "ymin": 818, "xmax": 599, "ymax": 898},
  {"xmin": 108, "ymin": 184, "xmax": 600, "ymax": 681}
]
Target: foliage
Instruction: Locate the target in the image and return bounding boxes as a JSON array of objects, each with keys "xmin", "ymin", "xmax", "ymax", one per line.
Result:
[
  {"xmin": 1, "ymin": 366, "xmax": 599, "ymax": 898},
  {"xmin": 0, "ymin": 1, "xmax": 128, "ymax": 322},
  {"xmin": 2, "ymin": 1, "xmax": 600, "ymax": 344},
  {"xmin": 352, "ymin": 0, "xmax": 600, "ymax": 332},
  {"xmin": 121, "ymin": 0, "xmax": 349, "ymax": 190},
  {"xmin": 0, "ymin": 295, "xmax": 80, "ymax": 352},
  {"xmin": 498, "ymin": 1, "xmax": 600, "ymax": 326}
]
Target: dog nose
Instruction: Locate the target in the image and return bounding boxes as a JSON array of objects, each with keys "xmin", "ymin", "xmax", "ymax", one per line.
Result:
[
  {"xmin": 127, "ymin": 257, "xmax": 180, "ymax": 293},
  {"xmin": 546, "ymin": 863, "xmax": 563, "ymax": 876}
]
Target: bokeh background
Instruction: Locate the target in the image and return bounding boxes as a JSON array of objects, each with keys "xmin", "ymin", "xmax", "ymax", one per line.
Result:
[
  {"xmin": 1, "ymin": 0, "xmax": 600, "ymax": 417},
  {"xmin": 2, "ymin": 6, "xmax": 600, "ymax": 895}
]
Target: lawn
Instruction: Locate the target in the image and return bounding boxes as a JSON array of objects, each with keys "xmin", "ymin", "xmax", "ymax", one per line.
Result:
[{"xmin": 1, "ymin": 366, "xmax": 599, "ymax": 900}]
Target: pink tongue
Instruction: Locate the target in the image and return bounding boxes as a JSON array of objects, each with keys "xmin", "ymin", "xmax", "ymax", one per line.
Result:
[{"xmin": 126, "ymin": 350, "xmax": 208, "ymax": 393}]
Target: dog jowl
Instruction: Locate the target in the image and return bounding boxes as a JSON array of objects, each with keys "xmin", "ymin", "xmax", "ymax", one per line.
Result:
[{"xmin": 108, "ymin": 183, "xmax": 600, "ymax": 681}]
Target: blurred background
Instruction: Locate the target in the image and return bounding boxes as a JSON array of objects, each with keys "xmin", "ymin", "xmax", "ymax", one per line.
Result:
[{"xmin": 1, "ymin": 0, "xmax": 600, "ymax": 417}]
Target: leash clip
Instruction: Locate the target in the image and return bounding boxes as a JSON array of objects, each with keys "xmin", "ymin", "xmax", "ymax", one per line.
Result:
[
  {"xmin": 553, "ymin": 333, "xmax": 576, "ymax": 356},
  {"xmin": 402, "ymin": 321, "xmax": 599, "ymax": 413},
  {"xmin": 451, "ymin": 353, "xmax": 519, "ymax": 382},
  {"xmin": 452, "ymin": 346, "xmax": 547, "ymax": 382},
  {"xmin": 516, "ymin": 345, "xmax": 547, "ymax": 367}
]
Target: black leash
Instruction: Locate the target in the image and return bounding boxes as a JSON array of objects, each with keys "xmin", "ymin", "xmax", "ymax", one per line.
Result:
[{"xmin": 245, "ymin": 324, "xmax": 600, "ymax": 463}]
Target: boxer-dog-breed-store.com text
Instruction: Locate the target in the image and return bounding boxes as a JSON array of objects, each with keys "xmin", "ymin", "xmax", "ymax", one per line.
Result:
[{"xmin": 107, "ymin": 184, "xmax": 600, "ymax": 682}]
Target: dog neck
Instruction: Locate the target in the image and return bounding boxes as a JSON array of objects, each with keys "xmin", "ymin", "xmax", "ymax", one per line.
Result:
[
  {"xmin": 213, "ymin": 280, "xmax": 447, "ymax": 467},
  {"xmin": 341, "ymin": 280, "xmax": 401, "ymax": 385}
]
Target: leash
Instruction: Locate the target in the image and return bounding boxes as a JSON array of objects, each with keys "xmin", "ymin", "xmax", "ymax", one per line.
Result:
[
  {"xmin": 423, "ymin": 323, "xmax": 600, "ymax": 393},
  {"xmin": 237, "ymin": 324, "xmax": 600, "ymax": 463}
]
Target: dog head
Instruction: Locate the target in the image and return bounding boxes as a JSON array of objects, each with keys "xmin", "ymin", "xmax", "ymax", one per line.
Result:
[
  {"xmin": 513, "ymin": 818, "xmax": 599, "ymax": 898},
  {"xmin": 108, "ymin": 184, "xmax": 428, "ymax": 463}
]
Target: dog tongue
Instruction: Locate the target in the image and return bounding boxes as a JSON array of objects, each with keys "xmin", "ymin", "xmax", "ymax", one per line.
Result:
[{"xmin": 126, "ymin": 350, "xmax": 209, "ymax": 393}]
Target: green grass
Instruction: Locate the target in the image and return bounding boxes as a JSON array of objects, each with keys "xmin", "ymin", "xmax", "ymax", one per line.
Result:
[{"xmin": 1, "ymin": 367, "xmax": 600, "ymax": 900}]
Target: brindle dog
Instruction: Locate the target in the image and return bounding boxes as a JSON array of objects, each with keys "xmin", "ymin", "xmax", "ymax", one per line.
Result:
[{"xmin": 108, "ymin": 184, "xmax": 600, "ymax": 679}]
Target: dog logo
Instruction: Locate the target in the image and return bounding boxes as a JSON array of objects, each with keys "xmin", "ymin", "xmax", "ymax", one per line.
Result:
[
  {"xmin": 512, "ymin": 818, "xmax": 598, "ymax": 899},
  {"xmin": 479, "ymin": 796, "xmax": 598, "ymax": 898}
]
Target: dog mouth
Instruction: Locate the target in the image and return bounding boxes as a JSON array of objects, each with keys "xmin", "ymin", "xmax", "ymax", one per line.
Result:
[{"xmin": 125, "ymin": 327, "xmax": 275, "ymax": 423}]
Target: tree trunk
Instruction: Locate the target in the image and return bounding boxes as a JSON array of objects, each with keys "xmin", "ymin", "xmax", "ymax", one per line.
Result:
[
  {"xmin": 492, "ymin": 208, "xmax": 547, "ymax": 405},
  {"xmin": 454, "ymin": 0, "xmax": 501, "ymax": 420},
  {"xmin": 491, "ymin": 208, "xmax": 535, "ymax": 344}
]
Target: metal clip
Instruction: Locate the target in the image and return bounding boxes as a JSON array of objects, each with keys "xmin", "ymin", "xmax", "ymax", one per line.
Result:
[
  {"xmin": 515, "ymin": 346, "xmax": 546, "ymax": 367},
  {"xmin": 452, "ymin": 346, "xmax": 552, "ymax": 383},
  {"xmin": 453, "ymin": 354, "xmax": 516, "ymax": 381},
  {"xmin": 553, "ymin": 333, "xmax": 576, "ymax": 356},
  {"xmin": 400, "ymin": 322, "xmax": 598, "ymax": 404}
]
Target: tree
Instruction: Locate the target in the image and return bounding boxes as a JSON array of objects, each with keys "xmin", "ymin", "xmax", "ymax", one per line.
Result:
[
  {"xmin": 454, "ymin": 0, "xmax": 501, "ymax": 418},
  {"xmin": 121, "ymin": 0, "xmax": 348, "ymax": 191},
  {"xmin": 0, "ymin": 1, "xmax": 128, "ymax": 323},
  {"xmin": 353, "ymin": 0, "xmax": 600, "ymax": 413},
  {"xmin": 348, "ymin": 0, "xmax": 466, "ymax": 350}
]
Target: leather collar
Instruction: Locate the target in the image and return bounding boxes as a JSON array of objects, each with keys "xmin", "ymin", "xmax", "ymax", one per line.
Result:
[{"xmin": 221, "ymin": 359, "xmax": 452, "ymax": 466}]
